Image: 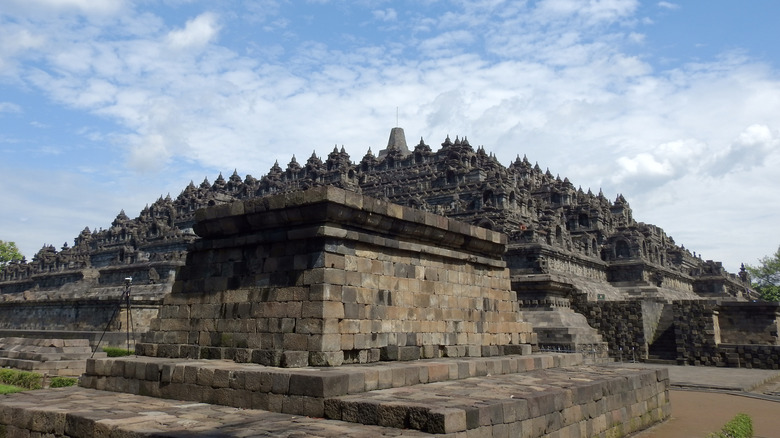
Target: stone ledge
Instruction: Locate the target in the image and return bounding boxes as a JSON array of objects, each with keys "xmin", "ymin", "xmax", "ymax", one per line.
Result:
[
  {"xmin": 0, "ymin": 387, "xmax": 432, "ymax": 437},
  {"xmin": 0, "ymin": 361, "xmax": 670, "ymax": 437},
  {"xmin": 192, "ymin": 186, "xmax": 506, "ymax": 259},
  {"xmin": 326, "ymin": 365, "xmax": 670, "ymax": 434},
  {"xmin": 83, "ymin": 353, "xmax": 583, "ymax": 408}
]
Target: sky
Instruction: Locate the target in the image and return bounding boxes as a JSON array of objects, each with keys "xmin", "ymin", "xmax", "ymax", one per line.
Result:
[{"xmin": 1, "ymin": 0, "xmax": 779, "ymax": 274}]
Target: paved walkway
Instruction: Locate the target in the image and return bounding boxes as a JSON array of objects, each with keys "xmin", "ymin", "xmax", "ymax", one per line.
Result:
[
  {"xmin": 632, "ymin": 390, "xmax": 780, "ymax": 438},
  {"xmin": 611, "ymin": 363, "xmax": 780, "ymax": 438},
  {"xmin": 611, "ymin": 362, "xmax": 780, "ymax": 395}
]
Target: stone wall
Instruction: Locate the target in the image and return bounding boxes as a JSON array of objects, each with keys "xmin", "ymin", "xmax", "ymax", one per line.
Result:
[
  {"xmin": 672, "ymin": 300, "xmax": 720, "ymax": 366},
  {"xmin": 715, "ymin": 344, "xmax": 780, "ymax": 369},
  {"xmin": 717, "ymin": 302, "xmax": 780, "ymax": 345},
  {"xmin": 0, "ymin": 298, "xmax": 160, "ymax": 333},
  {"xmin": 97, "ymin": 262, "xmax": 180, "ymax": 285},
  {"xmin": 0, "ymin": 281, "xmax": 168, "ymax": 336},
  {"xmin": 0, "ymin": 262, "xmax": 178, "ymax": 341},
  {"xmin": 571, "ymin": 296, "xmax": 647, "ymax": 360},
  {"xmin": 673, "ymin": 300, "xmax": 780, "ymax": 369},
  {"xmin": 137, "ymin": 186, "xmax": 535, "ymax": 367}
]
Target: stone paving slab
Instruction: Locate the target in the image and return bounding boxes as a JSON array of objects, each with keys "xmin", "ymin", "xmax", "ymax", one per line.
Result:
[
  {"xmin": 325, "ymin": 365, "xmax": 669, "ymax": 435},
  {"xmin": 81, "ymin": 353, "xmax": 586, "ymax": 418},
  {"xmin": 0, "ymin": 386, "xmax": 430, "ymax": 437},
  {"xmin": 607, "ymin": 362, "xmax": 780, "ymax": 392}
]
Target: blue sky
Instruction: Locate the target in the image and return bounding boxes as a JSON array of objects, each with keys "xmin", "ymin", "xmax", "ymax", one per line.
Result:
[{"xmin": 1, "ymin": 0, "xmax": 779, "ymax": 273}]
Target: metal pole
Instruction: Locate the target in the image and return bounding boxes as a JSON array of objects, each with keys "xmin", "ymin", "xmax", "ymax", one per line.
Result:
[{"xmin": 125, "ymin": 281, "xmax": 130, "ymax": 352}]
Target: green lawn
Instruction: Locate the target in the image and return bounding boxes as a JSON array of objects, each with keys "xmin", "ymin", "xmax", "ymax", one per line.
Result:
[{"xmin": 0, "ymin": 384, "xmax": 26, "ymax": 395}]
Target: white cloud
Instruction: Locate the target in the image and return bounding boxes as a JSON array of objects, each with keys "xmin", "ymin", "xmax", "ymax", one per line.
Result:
[
  {"xmin": 535, "ymin": 0, "xmax": 639, "ymax": 26},
  {"xmin": 166, "ymin": 12, "xmax": 221, "ymax": 49},
  {"xmin": 2, "ymin": 1, "xmax": 780, "ymax": 273},
  {"xmin": 417, "ymin": 30, "xmax": 476, "ymax": 57},
  {"xmin": 127, "ymin": 133, "xmax": 174, "ymax": 171},
  {"xmin": 372, "ymin": 8, "xmax": 397, "ymax": 22},
  {"xmin": 0, "ymin": 25, "xmax": 46, "ymax": 75},
  {"xmin": 657, "ymin": 2, "xmax": 679, "ymax": 10},
  {"xmin": 709, "ymin": 124, "xmax": 780, "ymax": 174},
  {"xmin": 611, "ymin": 138, "xmax": 707, "ymax": 189},
  {"xmin": 615, "ymin": 153, "xmax": 673, "ymax": 180},
  {"xmin": 0, "ymin": 102, "xmax": 22, "ymax": 113}
]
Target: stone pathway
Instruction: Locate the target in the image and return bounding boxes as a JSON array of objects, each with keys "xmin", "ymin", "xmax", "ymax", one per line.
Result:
[
  {"xmin": 615, "ymin": 363, "xmax": 780, "ymax": 438},
  {"xmin": 609, "ymin": 361, "xmax": 780, "ymax": 398},
  {"xmin": 631, "ymin": 390, "xmax": 780, "ymax": 438}
]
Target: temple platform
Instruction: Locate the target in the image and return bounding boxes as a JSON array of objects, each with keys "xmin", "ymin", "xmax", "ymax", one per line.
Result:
[
  {"xmin": 0, "ymin": 353, "xmax": 669, "ymax": 437},
  {"xmin": 0, "ymin": 337, "xmax": 106, "ymax": 377}
]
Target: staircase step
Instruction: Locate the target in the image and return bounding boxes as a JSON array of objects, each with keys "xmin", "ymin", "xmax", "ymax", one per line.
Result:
[
  {"xmin": 326, "ymin": 365, "xmax": 669, "ymax": 434},
  {"xmin": 81, "ymin": 353, "xmax": 587, "ymax": 416},
  {"xmin": 0, "ymin": 360, "xmax": 671, "ymax": 437},
  {"xmin": 0, "ymin": 387, "xmax": 431, "ymax": 437}
]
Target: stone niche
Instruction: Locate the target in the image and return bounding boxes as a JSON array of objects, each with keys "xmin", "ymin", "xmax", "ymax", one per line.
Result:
[{"xmin": 136, "ymin": 186, "xmax": 535, "ymax": 367}]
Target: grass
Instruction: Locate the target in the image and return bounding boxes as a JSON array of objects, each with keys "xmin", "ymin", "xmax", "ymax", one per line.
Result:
[
  {"xmin": 709, "ymin": 413, "xmax": 753, "ymax": 438},
  {"xmin": 0, "ymin": 369, "xmax": 78, "ymax": 393},
  {"xmin": 0, "ymin": 369, "xmax": 41, "ymax": 390},
  {"xmin": 49, "ymin": 377, "xmax": 78, "ymax": 388},
  {"xmin": 0, "ymin": 384, "xmax": 25, "ymax": 395}
]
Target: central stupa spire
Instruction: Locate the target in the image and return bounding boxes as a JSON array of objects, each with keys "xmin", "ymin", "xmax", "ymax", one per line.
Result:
[{"xmin": 378, "ymin": 126, "xmax": 410, "ymax": 158}]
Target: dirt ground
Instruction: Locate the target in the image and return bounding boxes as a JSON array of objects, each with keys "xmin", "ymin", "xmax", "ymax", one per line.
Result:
[{"xmin": 632, "ymin": 390, "xmax": 780, "ymax": 438}]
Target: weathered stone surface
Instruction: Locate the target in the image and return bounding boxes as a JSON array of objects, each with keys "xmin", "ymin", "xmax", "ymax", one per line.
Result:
[
  {"xmin": 53, "ymin": 353, "xmax": 670, "ymax": 437},
  {"xmin": 137, "ymin": 186, "xmax": 533, "ymax": 367}
]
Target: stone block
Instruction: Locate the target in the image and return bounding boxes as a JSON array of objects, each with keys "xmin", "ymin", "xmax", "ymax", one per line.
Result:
[
  {"xmin": 479, "ymin": 402, "xmax": 504, "ymax": 426},
  {"xmin": 282, "ymin": 334, "xmax": 309, "ymax": 351},
  {"xmin": 29, "ymin": 409, "xmax": 66, "ymax": 434},
  {"xmin": 309, "ymin": 351, "xmax": 344, "ymax": 367},
  {"xmin": 381, "ymin": 346, "xmax": 421, "ymax": 362},
  {"xmin": 196, "ymin": 367, "xmax": 215, "ymax": 387},
  {"xmin": 281, "ymin": 351, "xmax": 309, "ymax": 368},
  {"xmin": 427, "ymin": 363, "xmax": 450, "ymax": 382},
  {"xmin": 64, "ymin": 414, "xmax": 94, "ymax": 438},
  {"xmin": 526, "ymin": 390, "xmax": 559, "ymax": 417},
  {"xmin": 289, "ymin": 372, "xmax": 350, "ymax": 398},
  {"xmin": 212, "ymin": 368, "xmax": 231, "ymax": 388},
  {"xmin": 501, "ymin": 344, "xmax": 532, "ymax": 356},
  {"xmin": 427, "ymin": 407, "xmax": 468, "ymax": 434}
]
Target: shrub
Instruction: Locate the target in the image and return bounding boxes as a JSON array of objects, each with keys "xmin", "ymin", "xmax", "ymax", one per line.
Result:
[
  {"xmin": 49, "ymin": 377, "xmax": 78, "ymax": 388},
  {"xmin": 709, "ymin": 413, "xmax": 753, "ymax": 438},
  {"xmin": 0, "ymin": 369, "xmax": 42, "ymax": 390},
  {"xmin": 102, "ymin": 347, "xmax": 135, "ymax": 357}
]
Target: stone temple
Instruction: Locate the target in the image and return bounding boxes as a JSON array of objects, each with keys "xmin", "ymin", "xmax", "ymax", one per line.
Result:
[
  {"xmin": 0, "ymin": 127, "xmax": 777, "ymax": 437},
  {"xmin": 2, "ymin": 127, "xmax": 771, "ymax": 365}
]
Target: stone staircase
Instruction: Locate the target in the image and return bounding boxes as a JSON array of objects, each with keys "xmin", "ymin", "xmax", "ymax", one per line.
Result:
[
  {"xmin": 520, "ymin": 308, "xmax": 611, "ymax": 363},
  {"xmin": 646, "ymin": 305, "xmax": 678, "ymax": 365},
  {"xmin": 0, "ymin": 337, "xmax": 106, "ymax": 376}
]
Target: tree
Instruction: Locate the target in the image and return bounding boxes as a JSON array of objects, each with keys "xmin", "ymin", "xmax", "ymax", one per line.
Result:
[
  {"xmin": 745, "ymin": 245, "xmax": 780, "ymax": 302},
  {"xmin": 0, "ymin": 240, "xmax": 23, "ymax": 270}
]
